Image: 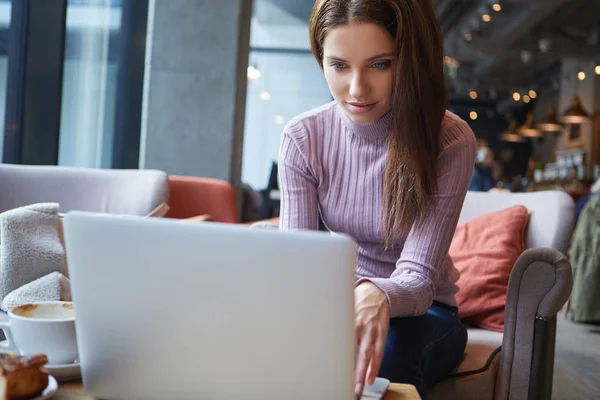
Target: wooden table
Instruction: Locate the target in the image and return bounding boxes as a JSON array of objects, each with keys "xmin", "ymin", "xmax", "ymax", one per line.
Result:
[{"xmin": 54, "ymin": 381, "xmax": 421, "ymax": 399}]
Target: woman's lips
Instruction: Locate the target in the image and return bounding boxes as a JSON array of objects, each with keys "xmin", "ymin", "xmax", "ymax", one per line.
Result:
[{"xmin": 346, "ymin": 102, "xmax": 377, "ymax": 114}]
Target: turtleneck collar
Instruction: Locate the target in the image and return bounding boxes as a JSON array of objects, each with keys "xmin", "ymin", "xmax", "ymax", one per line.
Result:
[{"xmin": 337, "ymin": 103, "xmax": 392, "ymax": 140}]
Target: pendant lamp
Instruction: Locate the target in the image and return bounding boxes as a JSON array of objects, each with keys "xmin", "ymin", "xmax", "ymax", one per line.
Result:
[
  {"xmin": 538, "ymin": 106, "xmax": 564, "ymax": 133},
  {"xmin": 519, "ymin": 112, "xmax": 544, "ymax": 138},
  {"xmin": 561, "ymin": 96, "xmax": 591, "ymax": 124},
  {"xmin": 499, "ymin": 120, "xmax": 526, "ymax": 143}
]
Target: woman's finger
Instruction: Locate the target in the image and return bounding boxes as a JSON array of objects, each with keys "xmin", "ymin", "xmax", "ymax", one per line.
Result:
[
  {"xmin": 367, "ymin": 327, "xmax": 386, "ymax": 385},
  {"xmin": 354, "ymin": 331, "xmax": 374, "ymax": 397}
]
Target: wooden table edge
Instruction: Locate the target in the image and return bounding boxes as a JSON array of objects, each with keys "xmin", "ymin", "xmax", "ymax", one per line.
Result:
[{"xmin": 55, "ymin": 381, "xmax": 421, "ymax": 399}]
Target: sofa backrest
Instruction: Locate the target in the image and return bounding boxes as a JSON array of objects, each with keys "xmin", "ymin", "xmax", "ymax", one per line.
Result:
[
  {"xmin": 459, "ymin": 190, "xmax": 575, "ymax": 254},
  {"xmin": 0, "ymin": 163, "xmax": 169, "ymax": 216}
]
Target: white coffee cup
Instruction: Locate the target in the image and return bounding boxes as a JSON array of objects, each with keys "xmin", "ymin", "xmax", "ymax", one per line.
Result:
[{"xmin": 0, "ymin": 301, "xmax": 78, "ymax": 365}]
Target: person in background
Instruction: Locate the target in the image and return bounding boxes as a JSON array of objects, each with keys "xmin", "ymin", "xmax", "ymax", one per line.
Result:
[
  {"xmin": 469, "ymin": 146, "xmax": 495, "ymax": 192},
  {"xmin": 277, "ymin": 0, "xmax": 476, "ymax": 398}
]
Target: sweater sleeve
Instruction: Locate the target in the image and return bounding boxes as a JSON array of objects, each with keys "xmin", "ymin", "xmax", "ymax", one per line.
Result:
[
  {"xmin": 278, "ymin": 121, "xmax": 320, "ymax": 231},
  {"xmin": 357, "ymin": 121, "xmax": 476, "ymax": 317}
]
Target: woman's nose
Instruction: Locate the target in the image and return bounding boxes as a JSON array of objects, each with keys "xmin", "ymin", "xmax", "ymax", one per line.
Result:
[{"xmin": 349, "ymin": 71, "xmax": 369, "ymax": 100}]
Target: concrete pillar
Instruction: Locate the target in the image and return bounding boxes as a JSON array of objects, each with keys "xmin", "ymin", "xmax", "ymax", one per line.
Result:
[{"xmin": 140, "ymin": 0, "xmax": 252, "ymax": 189}]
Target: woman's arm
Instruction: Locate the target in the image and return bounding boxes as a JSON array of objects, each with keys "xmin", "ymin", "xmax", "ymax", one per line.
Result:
[
  {"xmin": 357, "ymin": 121, "xmax": 476, "ymax": 317},
  {"xmin": 278, "ymin": 121, "xmax": 320, "ymax": 231}
]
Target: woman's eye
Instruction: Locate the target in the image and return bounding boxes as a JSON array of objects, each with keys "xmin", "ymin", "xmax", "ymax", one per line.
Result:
[
  {"xmin": 371, "ymin": 61, "xmax": 391, "ymax": 69},
  {"xmin": 329, "ymin": 62, "xmax": 348, "ymax": 70}
]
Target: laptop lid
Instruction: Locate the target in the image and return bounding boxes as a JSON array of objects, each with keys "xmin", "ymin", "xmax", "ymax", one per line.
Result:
[{"xmin": 63, "ymin": 212, "xmax": 357, "ymax": 400}]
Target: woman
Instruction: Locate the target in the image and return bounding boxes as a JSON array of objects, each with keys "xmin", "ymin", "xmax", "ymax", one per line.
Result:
[{"xmin": 278, "ymin": 0, "xmax": 476, "ymax": 398}]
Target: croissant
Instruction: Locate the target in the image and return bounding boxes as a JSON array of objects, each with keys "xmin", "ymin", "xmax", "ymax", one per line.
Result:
[{"xmin": 0, "ymin": 353, "xmax": 49, "ymax": 400}]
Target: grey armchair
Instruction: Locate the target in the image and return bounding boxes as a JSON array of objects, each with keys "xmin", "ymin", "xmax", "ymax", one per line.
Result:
[
  {"xmin": 0, "ymin": 163, "xmax": 169, "ymax": 216},
  {"xmin": 429, "ymin": 190, "xmax": 575, "ymax": 400}
]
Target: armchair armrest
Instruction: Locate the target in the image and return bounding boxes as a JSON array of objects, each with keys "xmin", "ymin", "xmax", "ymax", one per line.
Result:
[
  {"xmin": 495, "ymin": 248, "xmax": 573, "ymax": 400},
  {"xmin": 165, "ymin": 176, "xmax": 238, "ymax": 223}
]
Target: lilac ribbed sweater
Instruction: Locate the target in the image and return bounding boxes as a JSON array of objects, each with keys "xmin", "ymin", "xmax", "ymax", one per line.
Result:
[{"xmin": 278, "ymin": 101, "xmax": 476, "ymax": 317}]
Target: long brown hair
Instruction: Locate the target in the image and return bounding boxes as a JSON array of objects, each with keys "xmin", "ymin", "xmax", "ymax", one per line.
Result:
[{"xmin": 309, "ymin": 0, "xmax": 446, "ymax": 249}]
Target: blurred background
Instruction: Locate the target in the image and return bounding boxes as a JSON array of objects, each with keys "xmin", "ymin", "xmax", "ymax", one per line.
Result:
[{"xmin": 242, "ymin": 0, "xmax": 600, "ymax": 199}]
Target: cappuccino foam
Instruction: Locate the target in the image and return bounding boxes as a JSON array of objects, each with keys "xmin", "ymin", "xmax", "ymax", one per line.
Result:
[{"xmin": 13, "ymin": 302, "xmax": 75, "ymax": 320}]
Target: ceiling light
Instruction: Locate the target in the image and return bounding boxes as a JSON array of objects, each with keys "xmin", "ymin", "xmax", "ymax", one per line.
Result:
[
  {"xmin": 275, "ymin": 115, "xmax": 285, "ymax": 125},
  {"xmin": 465, "ymin": 33, "xmax": 473, "ymax": 41},
  {"xmin": 513, "ymin": 92, "xmax": 521, "ymax": 102},
  {"xmin": 247, "ymin": 65, "xmax": 261, "ymax": 81},
  {"xmin": 523, "ymin": 95, "xmax": 530, "ymax": 103},
  {"xmin": 469, "ymin": 91, "xmax": 478, "ymax": 100},
  {"xmin": 561, "ymin": 95, "xmax": 591, "ymax": 124},
  {"xmin": 595, "ymin": 65, "xmax": 600, "ymax": 75},
  {"xmin": 470, "ymin": 111, "xmax": 478, "ymax": 120},
  {"xmin": 538, "ymin": 38, "xmax": 552, "ymax": 53},
  {"xmin": 538, "ymin": 106, "xmax": 564, "ymax": 133},
  {"xmin": 520, "ymin": 50, "xmax": 533, "ymax": 64},
  {"xmin": 492, "ymin": 3, "xmax": 502, "ymax": 12},
  {"xmin": 259, "ymin": 90, "xmax": 271, "ymax": 101},
  {"xmin": 529, "ymin": 90, "xmax": 537, "ymax": 99},
  {"xmin": 482, "ymin": 14, "xmax": 491, "ymax": 22},
  {"xmin": 519, "ymin": 112, "xmax": 543, "ymax": 138},
  {"xmin": 578, "ymin": 71, "xmax": 586, "ymax": 81}
]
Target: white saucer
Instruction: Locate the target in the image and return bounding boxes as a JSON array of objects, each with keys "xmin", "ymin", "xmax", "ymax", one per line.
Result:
[
  {"xmin": 33, "ymin": 375, "xmax": 58, "ymax": 400},
  {"xmin": 46, "ymin": 361, "xmax": 81, "ymax": 381},
  {"xmin": 0, "ymin": 339, "xmax": 81, "ymax": 381}
]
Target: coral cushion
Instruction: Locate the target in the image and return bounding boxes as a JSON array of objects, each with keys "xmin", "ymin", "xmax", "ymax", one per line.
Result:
[{"xmin": 450, "ymin": 205, "xmax": 529, "ymax": 332}]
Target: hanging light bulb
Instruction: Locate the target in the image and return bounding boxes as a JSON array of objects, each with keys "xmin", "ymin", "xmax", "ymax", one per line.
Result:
[
  {"xmin": 529, "ymin": 90, "xmax": 537, "ymax": 99},
  {"xmin": 492, "ymin": 3, "xmax": 502, "ymax": 12},
  {"xmin": 247, "ymin": 65, "xmax": 261, "ymax": 81},
  {"xmin": 578, "ymin": 71, "xmax": 586, "ymax": 81},
  {"xmin": 513, "ymin": 92, "xmax": 521, "ymax": 102},
  {"xmin": 519, "ymin": 112, "xmax": 543, "ymax": 138},
  {"xmin": 259, "ymin": 90, "xmax": 271, "ymax": 101},
  {"xmin": 561, "ymin": 95, "xmax": 591, "ymax": 124},
  {"xmin": 469, "ymin": 91, "xmax": 478, "ymax": 99},
  {"xmin": 538, "ymin": 106, "xmax": 564, "ymax": 133},
  {"xmin": 523, "ymin": 95, "xmax": 531, "ymax": 104},
  {"xmin": 470, "ymin": 111, "xmax": 478, "ymax": 120},
  {"xmin": 482, "ymin": 14, "xmax": 491, "ymax": 22},
  {"xmin": 595, "ymin": 65, "xmax": 600, "ymax": 75}
]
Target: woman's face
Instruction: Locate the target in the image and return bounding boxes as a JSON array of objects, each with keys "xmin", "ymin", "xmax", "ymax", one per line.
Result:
[{"xmin": 322, "ymin": 22, "xmax": 395, "ymax": 124}]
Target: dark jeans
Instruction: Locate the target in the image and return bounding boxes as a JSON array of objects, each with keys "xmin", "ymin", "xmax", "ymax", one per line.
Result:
[{"xmin": 378, "ymin": 302, "xmax": 467, "ymax": 399}]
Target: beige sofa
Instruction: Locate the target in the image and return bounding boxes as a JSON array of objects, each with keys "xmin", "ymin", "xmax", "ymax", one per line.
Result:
[
  {"xmin": 0, "ymin": 163, "xmax": 169, "ymax": 215},
  {"xmin": 429, "ymin": 190, "xmax": 574, "ymax": 400}
]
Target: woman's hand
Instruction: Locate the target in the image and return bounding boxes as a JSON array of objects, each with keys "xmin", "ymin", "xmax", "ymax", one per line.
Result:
[{"xmin": 354, "ymin": 281, "xmax": 390, "ymax": 397}]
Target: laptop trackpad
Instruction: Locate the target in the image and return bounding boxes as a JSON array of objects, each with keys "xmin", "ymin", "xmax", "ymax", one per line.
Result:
[{"xmin": 360, "ymin": 377, "xmax": 390, "ymax": 400}]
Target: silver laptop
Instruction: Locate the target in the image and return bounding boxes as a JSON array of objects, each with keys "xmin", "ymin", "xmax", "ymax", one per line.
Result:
[{"xmin": 63, "ymin": 212, "xmax": 390, "ymax": 400}]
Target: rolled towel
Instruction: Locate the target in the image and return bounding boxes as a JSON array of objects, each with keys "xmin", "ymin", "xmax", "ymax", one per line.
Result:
[
  {"xmin": 0, "ymin": 203, "xmax": 66, "ymax": 302},
  {"xmin": 1, "ymin": 272, "xmax": 71, "ymax": 312}
]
